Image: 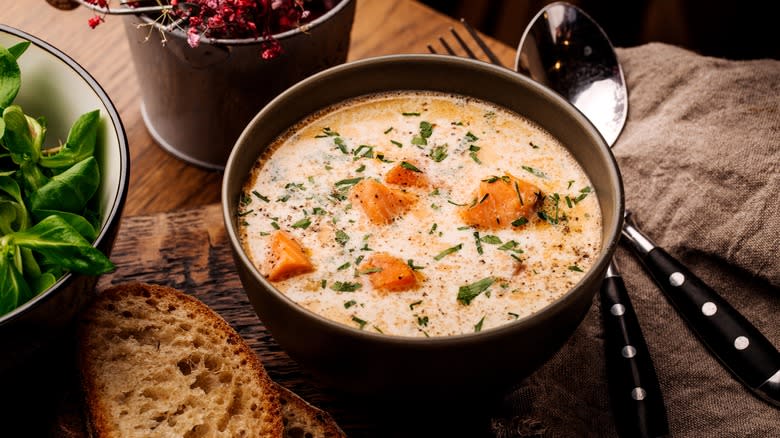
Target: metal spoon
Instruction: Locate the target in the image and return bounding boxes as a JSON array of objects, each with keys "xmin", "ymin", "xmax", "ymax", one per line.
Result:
[
  {"xmin": 517, "ymin": 3, "xmax": 667, "ymax": 437},
  {"xmin": 518, "ymin": 0, "xmax": 779, "ymax": 414}
]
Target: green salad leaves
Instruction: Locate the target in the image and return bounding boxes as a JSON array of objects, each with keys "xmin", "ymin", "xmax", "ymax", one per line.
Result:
[{"xmin": 0, "ymin": 41, "xmax": 114, "ymax": 316}]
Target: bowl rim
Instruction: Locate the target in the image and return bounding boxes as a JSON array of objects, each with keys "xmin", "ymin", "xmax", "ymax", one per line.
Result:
[
  {"xmin": 222, "ymin": 54, "xmax": 624, "ymax": 345},
  {"xmin": 0, "ymin": 24, "xmax": 130, "ymax": 326}
]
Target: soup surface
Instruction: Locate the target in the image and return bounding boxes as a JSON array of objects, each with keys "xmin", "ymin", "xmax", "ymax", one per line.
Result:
[{"xmin": 239, "ymin": 91, "xmax": 601, "ymax": 337}]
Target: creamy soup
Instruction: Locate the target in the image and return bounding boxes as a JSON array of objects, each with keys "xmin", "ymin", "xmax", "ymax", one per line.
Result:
[{"xmin": 239, "ymin": 91, "xmax": 601, "ymax": 337}]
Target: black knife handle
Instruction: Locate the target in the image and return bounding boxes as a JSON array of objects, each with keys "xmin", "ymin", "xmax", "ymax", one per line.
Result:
[
  {"xmin": 601, "ymin": 270, "xmax": 669, "ymax": 438},
  {"xmin": 638, "ymin": 247, "xmax": 780, "ymax": 405}
]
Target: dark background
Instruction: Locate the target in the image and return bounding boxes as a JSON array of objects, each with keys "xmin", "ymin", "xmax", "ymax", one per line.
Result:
[{"xmin": 420, "ymin": 0, "xmax": 779, "ymax": 60}]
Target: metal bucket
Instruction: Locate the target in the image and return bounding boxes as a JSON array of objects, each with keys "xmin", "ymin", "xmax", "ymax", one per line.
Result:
[{"xmin": 123, "ymin": 0, "xmax": 356, "ymax": 170}]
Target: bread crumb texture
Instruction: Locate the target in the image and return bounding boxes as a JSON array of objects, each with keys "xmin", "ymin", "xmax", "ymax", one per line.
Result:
[{"xmin": 78, "ymin": 283, "xmax": 283, "ymax": 438}]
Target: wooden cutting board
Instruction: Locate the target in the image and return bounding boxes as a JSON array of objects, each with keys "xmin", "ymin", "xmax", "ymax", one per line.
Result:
[{"xmin": 31, "ymin": 204, "xmax": 502, "ymax": 438}]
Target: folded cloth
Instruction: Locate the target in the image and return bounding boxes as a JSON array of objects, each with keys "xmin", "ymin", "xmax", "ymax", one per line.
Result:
[{"xmin": 491, "ymin": 43, "xmax": 780, "ymax": 437}]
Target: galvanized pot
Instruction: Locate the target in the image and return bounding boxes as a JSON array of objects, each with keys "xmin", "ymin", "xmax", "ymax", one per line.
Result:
[{"xmin": 123, "ymin": 0, "xmax": 356, "ymax": 170}]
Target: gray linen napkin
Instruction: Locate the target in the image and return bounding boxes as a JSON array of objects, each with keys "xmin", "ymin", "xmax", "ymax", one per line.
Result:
[{"xmin": 492, "ymin": 43, "xmax": 780, "ymax": 437}]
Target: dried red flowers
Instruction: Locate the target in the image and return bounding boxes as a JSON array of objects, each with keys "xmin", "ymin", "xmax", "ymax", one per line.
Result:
[{"xmin": 83, "ymin": 0, "xmax": 338, "ymax": 59}]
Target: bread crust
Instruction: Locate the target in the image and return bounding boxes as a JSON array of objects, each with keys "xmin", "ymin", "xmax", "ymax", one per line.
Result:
[
  {"xmin": 78, "ymin": 282, "xmax": 284, "ymax": 438},
  {"xmin": 275, "ymin": 383, "xmax": 347, "ymax": 438}
]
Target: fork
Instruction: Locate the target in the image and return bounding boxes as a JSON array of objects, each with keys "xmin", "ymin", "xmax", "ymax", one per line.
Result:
[{"xmin": 427, "ymin": 18, "xmax": 506, "ymax": 68}]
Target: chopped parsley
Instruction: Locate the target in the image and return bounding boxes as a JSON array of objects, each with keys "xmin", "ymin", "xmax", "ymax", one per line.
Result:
[
  {"xmin": 498, "ymin": 240, "xmax": 523, "ymax": 253},
  {"xmin": 457, "ymin": 277, "xmax": 495, "ymax": 305},
  {"xmin": 384, "ymin": 127, "xmax": 393, "ymax": 134},
  {"xmin": 270, "ymin": 221, "xmax": 280, "ymax": 230},
  {"xmin": 409, "ymin": 300, "xmax": 423, "ymax": 310},
  {"xmin": 407, "ymin": 259, "xmax": 425, "ymax": 271},
  {"xmin": 331, "ymin": 281, "xmax": 362, "ymax": 292},
  {"xmin": 252, "ymin": 190, "xmax": 270, "ymax": 202},
  {"xmin": 276, "ymin": 194, "xmax": 290, "ymax": 202},
  {"xmin": 447, "ymin": 200, "xmax": 467, "ymax": 207},
  {"xmin": 429, "ymin": 223, "xmax": 438, "ymax": 234},
  {"xmin": 321, "ymin": 280, "xmax": 327, "ymax": 289},
  {"xmin": 529, "ymin": 141, "xmax": 540, "ymax": 149},
  {"xmin": 334, "ymin": 177, "xmax": 363, "ymax": 187},
  {"xmin": 573, "ymin": 186, "xmax": 592, "ymax": 203},
  {"xmin": 337, "ymin": 262, "xmax": 351, "ymax": 270},
  {"xmin": 429, "ymin": 188, "xmax": 440, "ymax": 196},
  {"xmin": 522, "ymin": 165, "xmax": 547, "ymax": 178},
  {"xmin": 479, "ymin": 193, "xmax": 490, "ymax": 204},
  {"xmin": 508, "ymin": 312, "xmax": 520, "ymax": 319},
  {"xmin": 344, "ymin": 300, "xmax": 357, "ymax": 309},
  {"xmin": 468, "ymin": 145, "xmax": 481, "ymax": 164},
  {"xmin": 334, "ymin": 137, "xmax": 348, "ymax": 154},
  {"xmin": 567, "ymin": 180, "xmax": 575, "ymax": 189},
  {"xmin": 473, "ymin": 231, "xmax": 483, "ymax": 255},
  {"xmin": 465, "ymin": 131, "xmax": 479, "ymax": 142},
  {"xmin": 316, "ymin": 127, "xmax": 339, "ymax": 137},
  {"xmin": 429, "ymin": 144, "xmax": 448, "ymax": 162},
  {"xmin": 290, "ymin": 216, "xmax": 310, "ymax": 229},
  {"xmin": 402, "ymin": 111, "xmax": 421, "ymax": 116},
  {"xmin": 480, "ymin": 235, "xmax": 502, "ymax": 245},
  {"xmin": 351, "ymin": 315, "xmax": 368, "ymax": 329},
  {"xmin": 355, "ymin": 255, "xmax": 365, "ymax": 265},
  {"xmin": 391, "ymin": 139, "xmax": 403, "ymax": 148},
  {"xmin": 514, "ymin": 181, "xmax": 524, "ymax": 206},
  {"xmin": 565, "ymin": 195, "xmax": 573, "ymax": 208},
  {"xmin": 569, "ymin": 265, "xmax": 584, "ymax": 272},
  {"xmin": 511, "ymin": 217, "xmax": 529, "ymax": 227},
  {"xmin": 474, "ymin": 316, "xmax": 485, "ymax": 332},
  {"xmin": 412, "ymin": 121, "xmax": 433, "ymax": 146},
  {"xmin": 237, "ymin": 209, "xmax": 254, "ymax": 217},
  {"xmin": 482, "ymin": 175, "xmax": 510, "ymax": 184},
  {"xmin": 356, "ymin": 164, "xmax": 366, "ymax": 172},
  {"xmin": 401, "ymin": 161, "xmax": 422, "ymax": 172},
  {"xmin": 417, "ymin": 316, "xmax": 429, "ymax": 327},
  {"xmin": 335, "ymin": 230, "xmax": 350, "ymax": 246},
  {"xmin": 433, "ymin": 243, "xmax": 463, "ymax": 261},
  {"xmin": 358, "ymin": 267, "xmax": 383, "ymax": 275}
]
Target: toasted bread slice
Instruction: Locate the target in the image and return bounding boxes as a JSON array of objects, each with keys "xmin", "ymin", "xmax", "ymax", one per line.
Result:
[
  {"xmin": 78, "ymin": 282, "xmax": 284, "ymax": 438},
  {"xmin": 275, "ymin": 383, "xmax": 346, "ymax": 438}
]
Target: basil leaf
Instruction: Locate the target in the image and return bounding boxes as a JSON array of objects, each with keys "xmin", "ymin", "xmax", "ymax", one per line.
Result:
[
  {"xmin": 1, "ymin": 105, "xmax": 37, "ymax": 163},
  {"xmin": 8, "ymin": 215, "xmax": 114, "ymax": 275},
  {"xmin": 7, "ymin": 42, "xmax": 30, "ymax": 60},
  {"xmin": 0, "ymin": 249, "xmax": 31, "ymax": 315},
  {"xmin": 30, "ymin": 156, "xmax": 100, "ymax": 213},
  {"xmin": 40, "ymin": 109, "xmax": 99, "ymax": 168},
  {"xmin": 0, "ymin": 46, "xmax": 21, "ymax": 109},
  {"xmin": 457, "ymin": 277, "xmax": 495, "ymax": 305},
  {"xmin": 31, "ymin": 209, "xmax": 98, "ymax": 241}
]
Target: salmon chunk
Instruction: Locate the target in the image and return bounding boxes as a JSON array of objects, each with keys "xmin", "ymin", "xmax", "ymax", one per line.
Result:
[
  {"xmin": 351, "ymin": 179, "xmax": 417, "ymax": 224},
  {"xmin": 266, "ymin": 231, "xmax": 314, "ymax": 281},
  {"xmin": 360, "ymin": 253, "xmax": 418, "ymax": 291},
  {"xmin": 385, "ymin": 161, "xmax": 429, "ymax": 187},
  {"xmin": 460, "ymin": 174, "xmax": 541, "ymax": 229}
]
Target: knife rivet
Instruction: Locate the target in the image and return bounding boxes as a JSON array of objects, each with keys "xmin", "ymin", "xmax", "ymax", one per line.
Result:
[
  {"xmin": 701, "ymin": 302, "xmax": 717, "ymax": 316},
  {"xmin": 631, "ymin": 387, "xmax": 646, "ymax": 401},
  {"xmin": 734, "ymin": 336, "xmax": 750, "ymax": 350},
  {"xmin": 669, "ymin": 272, "xmax": 685, "ymax": 287},
  {"xmin": 621, "ymin": 345, "xmax": 637, "ymax": 358},
  {"xmin": 610, "ymin": 303, "xmax": 625, "ymax": 316}
]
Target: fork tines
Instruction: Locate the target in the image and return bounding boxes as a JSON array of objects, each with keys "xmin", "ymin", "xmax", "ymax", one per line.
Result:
[{"xmin": 428, "ymin": 18, "xmax": 505, "ymax": 68}]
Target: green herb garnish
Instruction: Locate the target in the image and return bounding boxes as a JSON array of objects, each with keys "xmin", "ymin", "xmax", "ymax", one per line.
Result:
[
  {"xmin": 569, "ymin": 265, "xmax": 584, "ymax": 272},
  {"xmin": 480, "ymin": 235, "xmax": 502, "ymax": 245},
  {"xmin": 291, "ymin": 217, "xmax": 311, "ymax": 229},
  {"xmin": 252, "ymin": 190, "xmax": 270, "ymax": 202},
  {"xmin": 334, "ymin": 137, "xmax": 348, "ymax": 154},
  {"xmin": 391, "ymin": 140, "xmax": 403, "ymax": 148},
  {"xmin": 344, "ymin": 300, "xmax": 357, "ymax": 309},
  {"xmin": 511, "ymin": 217, "xmax": 528, "ymax": 227},
  {"xmin": 457, "ymin": 277, "xmax": 495, "ymax": 305},
  {"xmin": 384, "ymin": 127, "xmax": 393, "ymax": 134},
  {"xmin": 474, "ymin": 316, "xmax": 485, "ymax": 332},
  {"xmin": 433, "ymin": 243, "xmax": 463, "ymax": 261},
  {"xmin": 429, "ymin": 144, "xmax": 448, "ymax": 162},
  {"xmin": 337, "ymin": 262, "xmax": 351, "ymax": 271},
  {"xmin": 409, "ymin": 300, "xmax": 423, "ymax": 310},
  {"xmin": 351, "ymin": 315, "xmax": 368, "ymax": 329},
  {"xmin": 334, "ymin": 177, "xmax": 363, "ymax": 187},
  {"xmin": 335, "ymin": 230, "xmax": 349, "ymax": 246},
  {"xmin": 402, "ymin": 112, "xmax": 420, "ymax": 116},
  {"xmin": 522, "ymin": 165, "xmax": 546, "ymax": 178},
  {"xmin": 331, "ymin": 281, "xmax": 362, "ymax": 292},
  {"xmin": 473, "ymin": 231, "xmax": 483, "ymax": 255},
  {"xmin": 407, "ymin": 259, "xmax": 425, "ymax": 271},
  {"xmin": 400, "ymin": 161, "xmax": 422, "ymax": 173}
]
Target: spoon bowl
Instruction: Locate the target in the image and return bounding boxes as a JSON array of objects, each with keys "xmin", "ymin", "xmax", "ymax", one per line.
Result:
[{"xmin": 516, "ymin": 1, "xmax": 627, "ymax": 147}]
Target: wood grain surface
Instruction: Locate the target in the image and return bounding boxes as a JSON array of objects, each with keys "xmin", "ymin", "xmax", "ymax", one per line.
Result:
[{"xmin": 2, "ymin": 1, "xmax": 517, "ymax": 436}]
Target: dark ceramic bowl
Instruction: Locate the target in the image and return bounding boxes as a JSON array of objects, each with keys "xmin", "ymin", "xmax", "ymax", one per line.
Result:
[
  {"xmin": 0, "ymin": 26, "xmax": 129, "ymax": 372},
  {"xmin": 222, "ymin": 55, "xmax": 623, "ymax": 398}
]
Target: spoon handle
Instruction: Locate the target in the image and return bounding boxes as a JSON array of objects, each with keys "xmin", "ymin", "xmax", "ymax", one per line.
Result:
[
  {"xmin": 622, "ymin": 221, "xmax": 780, "ymax": 407},
  {"xmin": 601, "ymin": 261, "xmax": 669, "ymax": 438}
]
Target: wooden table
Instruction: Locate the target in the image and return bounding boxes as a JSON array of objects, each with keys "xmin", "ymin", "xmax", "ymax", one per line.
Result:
[{"xmin": 2, "ymin": 1, "xmax": 519, "ymax": 437}]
